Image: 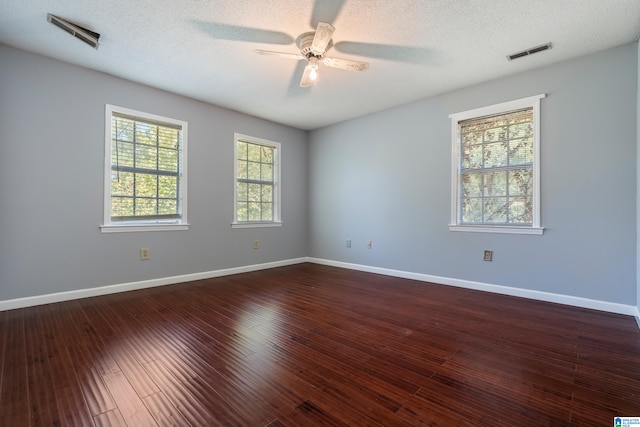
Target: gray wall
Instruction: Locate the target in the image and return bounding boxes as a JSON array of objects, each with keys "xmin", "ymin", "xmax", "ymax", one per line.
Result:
[
  {"xmin": 1, "ymin": 42, "xmax": 638, "ymax": 308},
  {"xmin": 309, "ymin": 43, "xmax": 638, "ymax": 305},
  {"xmin": 0, "ymin": 44, "xmax": 308, "ymax": 301}
]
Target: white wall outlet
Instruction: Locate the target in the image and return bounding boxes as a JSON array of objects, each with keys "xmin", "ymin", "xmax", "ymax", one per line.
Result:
[
  {"xmin": 367, "ymin": 241, "xmax": 372, "ymax": 249},
  {"xmin": 140, "ymin": 247, "xmax": 150, "ymax": 260},
  {"xmin": 253, "ymin": 240, "xmax": 259, "ymax": 249},
  {"xmin": 483, "ymin": 250, "xmax": 493, "ymax": 262},
  {"xmin": 346, "ymin": 240, "xmax": 351, "ymax": 248}
]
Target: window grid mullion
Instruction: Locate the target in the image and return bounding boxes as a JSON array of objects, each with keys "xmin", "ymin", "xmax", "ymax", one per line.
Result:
[
  {"xmin": 460, "ymin": 109, "xmax": 533, "ymax": 226},
  {"xmin": 259, "ymin": 149, "xmax": 264, "ymax": 220},
  {"xmin": 114, "ymin": 118, "xmax": 120, "ymax": 182},
  {"xmin": 235, "ymin": 138, "xmax": 278, "ymax": 223},
  {"xmin": 481, "ymin": 126, "xmax": 486, "ymax": 223},
  {"xmin": 155, "ymin": 124, "xmax": 159, "ymax": 216},
  {"xmin": 106, "ymin": 105, "xmax": 187, "ymax": 228},
  {"xmin": 111, "ymin": 119, "xmax": 182, "ymax": 219},
  {"xmin": 112, "ymin": 165, "xmax": 179, "ymax": 177},
  {"xmin": 505, "ymin": 123, "xmax": 511, "ymax": 223},
  {"xmin": 176, "ymin": 133, "xmax": 181, "ymax": 213},
  {"xmin": 449, "ymin": 94, "xmax": 544, "ymax": 232},
  {"xmin": 133, "ymin": 121, "xmax": 138, "ymax": 217},
  {"xmin": 238, "ymin": 178, "xmax": 272, "ymax": 185}
]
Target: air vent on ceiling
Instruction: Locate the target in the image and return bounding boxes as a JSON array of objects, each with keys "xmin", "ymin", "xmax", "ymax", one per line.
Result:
[
  {"xmin": 47, "ymin": 13, "xmax": 100, "ymax": 49},
  {"xmin": 507, "ymin": 43, "xmax": 551, "ymax": 61}
]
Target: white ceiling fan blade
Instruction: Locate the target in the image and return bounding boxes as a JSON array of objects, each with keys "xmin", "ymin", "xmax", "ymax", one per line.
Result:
[
  {"xmin": 299, "ymin": 63, "xmax": 316, "ymax": 87},
  {"xmin": 322, "ymin": 56, "xmax": 370, "ymax": 72},
  {"xmin": 254, "ymin": 49, "xmax": 305, "ymax": 61},
  {"xmin": 311, "ymin": 22, "xmax": 335, "ymax": 55}
]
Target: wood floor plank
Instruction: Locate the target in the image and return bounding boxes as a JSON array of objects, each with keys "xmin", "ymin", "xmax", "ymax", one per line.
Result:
[
  {"xmin": 219, "ymin": 352, "xmax": 310, "ymax": 417},
  {"xmin": 89, "ymin": 297, "xmax": 159, "ymax": 365},
  {"xmin": 395, "ymin": 392, "xmax": 464, "ymax": 426},
  {"xmin": 65, "ymin": 300, "xmax": 120, "ymax": 376},
  {"xmin": 47, "ymin": 303, "xmax": 85, "ymax": 392},
  {"xmin": 102, "ymin": 370, "xmax": 158, "ymax": 426},
  {"xmin": 54, "ymin": 386, "xmax": 96, "ymax": 427},
  {"xmin": 93, "ymin": 408, "xmax": 127, "ymax": 427},
  {"xmin": 142, "ymin": 391, "xmax": 189, "ymax": 426},
  {"xmin": 107, "ymin": 341, "xmax": 160, "ymax": 399},
  {"xmin": 105, "ymin": 293, "xmax": 280, "ymax": 425},
  {"xmin": 140, "ymin": 359, "xmax": 226, "ymax": 426},
  {"xmin": 42, "ymin": 303, "xmax": 97, "ymax": 426},
  {"xmin": 154, "ymin": 344, "xmax": 276, "ymax": 426},
  {"xmin": 571, "ymin": 365, "xmax": 640, "ymax": 425},
  {"xmin": 0, "ymin": 311, "xmax": 29, "ymax": 418},
  {"xmin": 277, "ymin": 400, "xmax": 352, "ymax": 427},
  {"xmin": 63, "ymin": 332, "xmax": 116, "ymax": 416},
  {"xmin": 0, "ymin": 311, "xmax": 7, "ymax": 400},
  {"xmin": 1, "ymin": 263, "xmax": 639, "ymax": 425},
  {"xmin": 253, "ymin": 338, "xmax": 414, "ymax": 426},
  {"xmin": 0, "ymin": 399, "xmax": 30, "ymax": 427},
  {"xmin": 24, "ymin": 308, "xmax": 61, "ymax": 426}
]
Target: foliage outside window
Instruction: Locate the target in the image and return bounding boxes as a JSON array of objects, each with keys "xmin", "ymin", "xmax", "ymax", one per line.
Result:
[
  {"xmin": 449, "ymin": 95, "xmax": 544, "ymax": 234},
  {"xmin": 233, "ymin": 134, "xmax": 281, "ymax": 228},
  {"xmin": 102, "ymin": 105, "xmax": 188, "ymax": 232}
]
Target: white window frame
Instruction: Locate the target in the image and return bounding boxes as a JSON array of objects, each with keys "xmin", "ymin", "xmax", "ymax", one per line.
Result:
[
  {"xmin": 449, "ymin": 94, "xmax": 545, "ymax": 235},
  {"xmin": 101, "ymin": 105, "xmax": 189, "ymax": 233},
  {"xmin": 232, "ymin": 133, "xmax": 282, "ymax": 229}
]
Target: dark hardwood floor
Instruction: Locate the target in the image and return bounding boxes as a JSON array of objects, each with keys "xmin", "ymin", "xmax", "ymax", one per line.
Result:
[{"xmin": 1, "ymin": 263, "xmax": 639, "ymax": 426}]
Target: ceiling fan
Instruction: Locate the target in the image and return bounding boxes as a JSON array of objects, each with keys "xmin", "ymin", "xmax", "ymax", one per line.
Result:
[{"xmin": 254, "ymin": 22, "xmax": 369, "ymax": 87}]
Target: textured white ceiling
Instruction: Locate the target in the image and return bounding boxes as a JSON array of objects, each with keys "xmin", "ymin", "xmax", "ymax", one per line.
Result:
[{"xmin": 1, "ymin": 0, "xmax": 639, "ymax": 130}]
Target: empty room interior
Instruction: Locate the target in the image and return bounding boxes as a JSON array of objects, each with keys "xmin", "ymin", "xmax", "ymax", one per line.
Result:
[{"xmin": 1, "ymin": 0, "xmax": 640, "ymax": 425}]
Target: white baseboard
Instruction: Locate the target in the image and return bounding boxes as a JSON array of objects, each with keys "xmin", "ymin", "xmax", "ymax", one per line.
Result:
[
  {"xmin": 2, "ymin": 256, "xmax": 639, "ymax": 330},
  {"xmin": 308, "ymin": 257, "xmax": 640, "ymax": 319},
  {"xmin": 0, "ymin": 258, "xmax": 307, "ymax": 312}
]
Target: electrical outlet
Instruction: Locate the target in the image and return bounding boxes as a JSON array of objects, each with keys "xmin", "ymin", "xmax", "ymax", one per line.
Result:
[
  {"xmin": 483, "ymin": 250, "xmax": 493, "ymax": 262},
  {"xmin": 367, "ymin": 241, "xmax": 372, "ymax": 249},
  {"xmin": 346, "ymin": 240, "xmax": 351, "ymax": 248},
  {"xmin": 253, "ymin": 240, "xmax": 259, "ymax": 249},
  {"xmin": 140, "ymin": 247, "xmax": 150, "ymax": 260}
]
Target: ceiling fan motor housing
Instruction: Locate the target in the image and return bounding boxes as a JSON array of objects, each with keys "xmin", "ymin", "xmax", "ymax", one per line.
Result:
[{"xmin": 297, "ymin": 32, "xmax": 333, "ymax": 57}]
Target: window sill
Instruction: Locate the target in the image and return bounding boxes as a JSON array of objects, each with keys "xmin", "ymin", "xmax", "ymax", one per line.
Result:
[
  {"xmin": 232, "ymin": 221, "xmax": 283, "ymax": 229},
  {"xmin": 449, "ymin": 225, "xmax": 544, "ymax": 235},
  {"xmin": 100, "ymin": 223, "xmax": 190, "ymax": 233}
]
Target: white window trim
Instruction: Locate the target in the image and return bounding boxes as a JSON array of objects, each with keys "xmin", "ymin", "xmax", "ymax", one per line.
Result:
[
  {"xmin": 101, "ymin": 104, "xmax": 189, "ymax": 233},
  {"xmin": 448, "ymin": 94, "xmax": 545, "ymax": 235},
  {"xmin": 232, "ymin": 133, "xmax": 282, "ymax": 229}
]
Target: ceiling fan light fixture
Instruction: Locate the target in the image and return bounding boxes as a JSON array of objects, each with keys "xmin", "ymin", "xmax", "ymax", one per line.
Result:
[{"xmin": 308, "ymin": 56, "xmax": 319, "ymax": 81}]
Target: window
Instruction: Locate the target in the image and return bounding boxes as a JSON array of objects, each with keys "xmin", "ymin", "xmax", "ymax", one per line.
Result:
[
  {"xmin": 233, "ymin": 133, "xmax": 281, "ymax": 228},
  {"xmin": 102, "ymin": 105, "xmax": 188, "ymax": 232},
  {"xmin": 449, "ymin": 94, "xmax": 545, "ymax": 234}
]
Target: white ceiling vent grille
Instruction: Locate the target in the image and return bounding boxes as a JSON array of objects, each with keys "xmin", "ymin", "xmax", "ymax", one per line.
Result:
[
  {"xmin": 47, "ymin": 14, "xmax": 100, "ymax": 49},
  {"xmin": 507, "ymin": 43, "xmax": 551, "ymax": 61}
]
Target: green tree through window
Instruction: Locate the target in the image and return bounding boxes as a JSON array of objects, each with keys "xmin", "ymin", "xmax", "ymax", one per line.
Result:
[
  {"xmin": 102, "ymin": 105, "xmax": 188, "ymax": 232},
  {"xmin": 234, "ymin": 134, "xmax": 281, "ymax": 226},
  {"xmin": 459, "ymin": 108, "xmax": 533, "ymax": 225},
  {"xmin": 111, "ymin": 116, "xmax": 181, "ymax": 219},
  {"xmin": 449, "ymin": 95, "xmax": 544, "ymax": 234}
]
